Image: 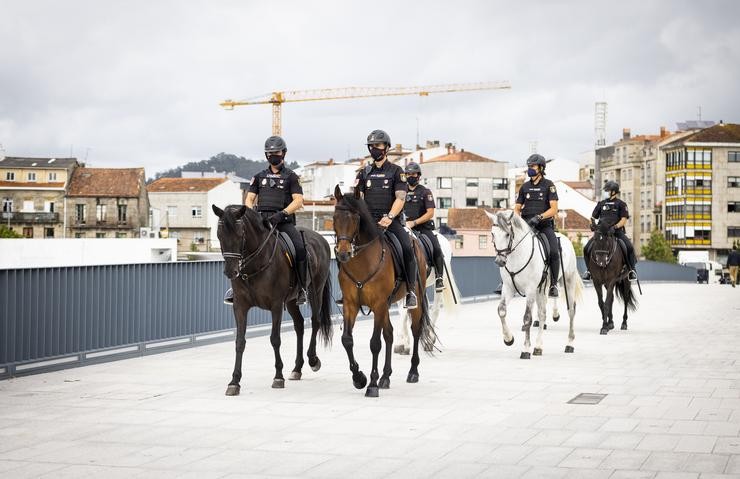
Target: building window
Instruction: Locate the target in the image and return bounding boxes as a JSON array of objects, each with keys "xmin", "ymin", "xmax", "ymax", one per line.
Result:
[
  {"xmin": 116, "ymin": 232, "xmax": 127, "ymax": 238},
  {"xmin": 5, "ymin": 172, "xmax": 15, "ymax": 181},
  {"xmin": 118, "ymin": 204, "xmax": 127, "ymax": 223},
  {"xmin": 74, "ymin": 233, "xmax": 84, "ymax": 238},
  {"xmin": 46, "ymin": 201, "xmax": 55, "ymax": 213},
  {"xmin": 478, "ymin": 235, "xmax": 487, "ymax": 249},
  {"xmin": 48, "ymin": 172, "xmax": 57, "ymax": 181},
  {"xmin": 23, "ymin": 227, "xmax": 33, "ymax": 238},
  {"xmin": 193, "ymin": 232, "xmax": 205, "ymax": 244},
  {"xmin": 2, "ymin": 198, "xmax": 12, "ymax": 213},
  {"xmin": 729, "ymin": 151, "xmax": 740, "ymax": 163},
  {"xmin": 466, "ymin": 178, "xmax": 479, "ymax": 187},
  {"xmin": 729, "ymin": 177, "xmax": 740, "ymax": 188},
  {"xmin": 728, "ymin": 227, "xmax": 740, "ymax": 237},
  {"xmin": 437, "ymin": 197, "xmax": 452, "ymax": 209},
  {"xmin": 96, "ymin": 233, "xmax": 106, "ymax": 238},
  {"xmin": 454, "ymin": 235, "xmax": 464, "ymax": 249},
  {"xmin": 437, "ymin": 177, "xmax": 452, "ymax": 189},
  {"xmin": 492, "ymin": 178, "xmax": 508, "ymax": 190},
  {"xmin": 75, "ymin": 204, "xmax": 86, "ymax": 223},
  {"xmin": 27, "ymin": 172, "xmax": 36, "ymax": 181},
  {"xmin": 191, "ymin": 206, "xmax": 202, "ymax": 218},
  {"xmin": 466, "ymin": 198, "xmax": 477, "ymax": 207},
  {"xmin": 166, "ymin": 205, "xmax": 177, "ymax": 222},
  {"xmin": 729, "ymin": 202, "xmax": 740, "ymax": 213},
  {"xmin": 491, "ymin": 198, "xmax": 508, "ymax": 208},
  {"xmin": 44, "ymin": 228, "xmax": 54, "ymax": 238},
  {"xmin": 96, "ymin": 204, "xmax": 107, "ymax": 222}
]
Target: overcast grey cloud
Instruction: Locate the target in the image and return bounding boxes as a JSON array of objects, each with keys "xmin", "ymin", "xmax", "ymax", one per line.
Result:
[{"xmin": 1, "ymin": 0, "xmax": 739, "ymax": 173}]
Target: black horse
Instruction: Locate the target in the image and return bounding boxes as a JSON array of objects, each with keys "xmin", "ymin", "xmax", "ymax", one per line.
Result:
[
  {"xmin": 586, "ymin": 222, "xmax": 637, "ymax": 334},
  {"xmin": 213, "ymin": 204, "xmax": 333, "ymax": 395}
]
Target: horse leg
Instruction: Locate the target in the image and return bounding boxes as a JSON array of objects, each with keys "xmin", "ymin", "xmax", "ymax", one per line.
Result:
[
  {"xmin": 269, "ymin": 306, "xmax": 285, "ymax": 388},
  {"xmin": 498, "ymin": 286, "xmax": 515, "ymax": 346},
  {"xmin": 394, "ymin": 302, "xmax": 411, "ymax": 355},
  {"xmin": 605, "ymin": 285, "xmax": 616, "ymax": 333},
  {"xmin": 407, "ymin": 307, "xmax": 423, "ymax": 383},
  {"xmin": 286, "ymin": 302, "xmax": 305, "ymax": 380},
  {"xmin": 596, "ymin": 282, "xmax": 608, "ymax": 335},
  {"xmin": 365, "ymin": 309, "xmax": 385, "ymax": 398},
  {"xmin": 341, "ymin": 301, "xmax": 367, "ymax": 391},
  {"xmin": 621, "ymin": 282, "xmax": 629, "ymax": 330},
  {"xmin": 428, "ymin": 288, "xmax": 440, "ymax": 348},
  {"xmin": 521, "ymin": 297, "xmax": 534, "ymax": 359},
  {"xmin": 226, "ymin": 302, "xmax": 250, "ymax": 396},
  {"xmin": 306, "ymin": 283, "xmax": 322, "ymax": 372},
  {"xmin": 533, "ymin": 293, "xmax": 547, "ymax": 356},
  {"xmin": 379, "ymin": 312, "xmax": 393, "ymax": 390},
  {"xmin": 565, "ymin": 273, "xmax": 577, "ymax": 353}
]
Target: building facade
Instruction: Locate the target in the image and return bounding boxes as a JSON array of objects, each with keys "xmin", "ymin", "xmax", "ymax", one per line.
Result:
[
  {"xmin": 0, "ymin": 157, "xmax": 79, "ymax": 238},
  {"xmin": 662, "ymin": 123, "xmax": 740, "ymax": 260},
  {"xmin": 66, "ymin": 167, "xmax": 149, "ymax": 239},
  {"xmin": 147, "ymin": 177, "xmax": 242, "ymax": 251}
]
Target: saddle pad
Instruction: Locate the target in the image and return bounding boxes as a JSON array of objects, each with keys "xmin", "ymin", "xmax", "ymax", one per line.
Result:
[
  {"xmin": 278, "ymin": 232, "xmax": 296, "ymax": 266},
  {"xmin": 383, "ymin": 231, "xmax": 405, "ymax": 280}
]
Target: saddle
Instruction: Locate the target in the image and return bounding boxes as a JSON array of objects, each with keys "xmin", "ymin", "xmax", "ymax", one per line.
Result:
[
  {"xmin": 277, "ymin": 231, "xmax": 310, "ymax": 287},
  {"xmin": 383, "ymin": 230, "xmax": 405, "ymax": 282},
  {"xmin": 410, "ymin": 230, "xmax": 435, "ymax": 271}
]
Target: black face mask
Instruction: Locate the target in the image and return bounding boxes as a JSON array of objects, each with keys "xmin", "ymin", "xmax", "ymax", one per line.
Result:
[
  {"xmin": 267, "ymin": 154, "xmax": 283, "ymax": 167},
  {"xmin": 407, "ymin": 176, "xmax": 419, "ymax": 186},
  {"xmin": 369, "ymin": 147, "xmax": 386, "ymax": 161}
]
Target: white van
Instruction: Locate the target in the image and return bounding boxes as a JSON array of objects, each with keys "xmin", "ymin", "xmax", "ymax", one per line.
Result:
[{"xmin": 684, "ymin": 260, "xmax": 724, "ymax": 284}]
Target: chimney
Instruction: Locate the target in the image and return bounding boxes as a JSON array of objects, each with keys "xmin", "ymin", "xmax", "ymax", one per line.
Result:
[
  {"xmin": 660, "ymin": 126, "xmax": 667, "ymax": 138},
  {"xmin": 328, "ymin": 158, "xmax": 334, "ymax": 165},
  {"xmin": 419, "ymin": 152, "xmax": 424, "ymax": 164},
  {"xmin": 720, "ymin": 120, "xmax": 725, "ymax": 126},
  {"xmin": 622, "ymin": 128, "xmax": 631, "ymax": 140},
  {"xmin": 395, "ymin": 143, "xmax": 402, "ymax": 152}
]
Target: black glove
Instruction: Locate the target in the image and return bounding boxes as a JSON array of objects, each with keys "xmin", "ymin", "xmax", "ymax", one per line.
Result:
[
  {"xmin": 589, "ymin": 222, "xmax": 596, "ymax": 232},
  {"xmin": 527, "ymin": 215, "xmax": 542, "ymax": 228},
  {"xmin": 269, "ymin": 211, "xmax": 286, "ymax": 227},
  {"xmin": 608, "ymin": 226, "xmax": 616, "ymax": 235}
]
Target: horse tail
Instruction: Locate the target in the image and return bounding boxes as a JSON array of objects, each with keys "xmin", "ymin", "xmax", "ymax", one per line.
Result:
[
  {"xmin": 615, "ymin": 278, "xmax": 638, "ymax": 312},
  {"xmin": 416, "ymin": 267, "xmax": 437, "ymax": 353},
  {"xmin": 317, "ymin": 274, "xmax": 334, "ymax": 347},
  {"xmin": 440, "ymin": 256, "xmax": 461, "ymax": 316},
  {"xmin": 571, "ymin": 271, "xmax": 584, "ymax": 305}
]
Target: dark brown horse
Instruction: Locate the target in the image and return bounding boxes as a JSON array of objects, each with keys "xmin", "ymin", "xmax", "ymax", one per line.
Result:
[
  {"xmin": 586, "ymin": 222, "xmax": 637, "ymax": 334},
  {"xmin": 332, "ymin": 186, "xmax": 434, "ymax": 398},
  {"xmin": 213, "ymin": 204, "xmax": 333, "ymax": 395}
]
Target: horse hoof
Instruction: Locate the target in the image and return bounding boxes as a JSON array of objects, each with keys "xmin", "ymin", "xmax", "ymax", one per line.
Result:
[
  {"xmin": 225, "ymin": 385, "xmax": 240, "ymax": 396},
  {"xmin": 533, "ymin": 320, "xmax": 539, "ymax": 328},
  {"xmin": 379, "ymin": 377, "xmax": 390, "ymax": 389},
  {"xmin": 288, "ymin": 371, "xmax": 302, "ymax": 381},
  {"xmin": 621, "ymin": 323, "xmax": 628, "ymax": 330},
  {"xmin": 533, "ymin": 348, "xmax": 542, "ymax": 356},
  {"xmin": 520, "ymin": 352, "xmax": 531, "ymax": 360},
  {"xmin": 272, "ymin": 378, "xmax": 285, "ymax": 389},
  {"xmin": 394, "ymin": 344, "xmax": 405, "ymax": 354},
  {"xmin": 353, "ymin": 372, "xmax": 367, "ymax": 389},
  {"xmin": 600, "ymin": 329, "xmax": 608, "ymax": 335},
  {"xmin": 365, "ymin": 386, "xmax": 379, "ymax": 398},
  {"xmin": 406, "ymin": 372, "xmax": 419, "ymax": 383},
  {"xmin": 552, "ymin": 314, "xmax": 560, "ymax": 322},
  {"xmin": 400, "ymin": 347, "xmax": 410, "ymax": 355},
  {"xmin": 504, "ymin": 336, "xmax": 514, "ymax": 347},
  {"xmin": 543, "ymin": 324, "xmax": 548, "ymax": 330},
  {"xmin": 564, "ymin": 345, "xmax": 575, "ymax": 353},
  {"xmin": 309, "ymin": 357, "xmax": 321, "ymax": 372}
]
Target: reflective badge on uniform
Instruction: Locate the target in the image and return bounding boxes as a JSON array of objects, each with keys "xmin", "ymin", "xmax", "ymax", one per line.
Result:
[
  {"xmin": 400, "ymin": 173, "xmax": 407, "ymax": 182},
  {"xmin": 526, "ymin": 193, "xmax": 530, "ymax": 199},
  {"xmin": 261, "ymin": 178, "xmax": 267, "ymax": 186},
  {"xmin": 550, "ymin": 186, "xmax": 556, "ymax": 193},
  {"xmin": 603, "ymin": 205, "xmax": 609, "ymax": 210},
  {"xmin": 366, "ymin": 179, "xmax": 371, "ymax": 188},
  {"xmin": 427, "ymin": 194, "xmax": 433, "ymax": 201},
  {"xmin": 279, "ymin": 179, "xmax": 284, "ymax": 184},
  {"xmin": 384, "ymin": 179, "xmax": 389, "ymax": 184}
]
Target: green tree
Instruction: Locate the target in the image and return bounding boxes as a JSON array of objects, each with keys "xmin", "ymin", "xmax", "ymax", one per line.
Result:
[
  {"xmin": 0, "ymin": 225, "xmax": 23, "ymax": 238},
  {"xmin": 149, "ymin": 152, "xmax": 300, "ymax": 184},
  {"xmin": 573, "ymin": 233, "xmax": 585, "ymax": 257},
  {"xmin": 642, "ymin": 229, "xmax": 676, "ymax": 263}
]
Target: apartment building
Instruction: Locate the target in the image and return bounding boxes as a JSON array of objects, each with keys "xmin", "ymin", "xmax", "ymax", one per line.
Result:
[
  {"xmin": 662, "ymin": 122, "xmax": 740, "ymax": 259},
  {"xmin": 0, "ymin": 156, "xmax": 79, "ymax": 238}
]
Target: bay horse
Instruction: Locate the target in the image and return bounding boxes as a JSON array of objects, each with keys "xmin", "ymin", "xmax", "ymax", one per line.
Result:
[
  {"xmin": 213, "ymin": 204, "xmax": 333, "ymax": 395},
  {"xmin": 486, "ymin": 210, "xmax": 583, "ymax": 358},
  {"xmin": 585, "ymin": 222, "xmax": 638, "ymax": 334},
  {"xmin": 332, "ymin": 186, "xmax": 434, "ymax": 398}
]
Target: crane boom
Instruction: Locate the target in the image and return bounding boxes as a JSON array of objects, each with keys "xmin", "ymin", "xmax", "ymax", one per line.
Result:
[{"xmin": 220, "ymin": 81, "xmax": 511, "ymax": 135}]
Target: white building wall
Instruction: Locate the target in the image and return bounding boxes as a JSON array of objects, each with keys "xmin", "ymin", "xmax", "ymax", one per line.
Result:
[
  {"xmin": 206, "ymin": 180, "xmax": 243, "ymax": 248},
  {"xmin": 553, "ymin": 180, "xmax": 597, "ymax": 220},
  {"xmin": 148, "ymin": 191, "xmax": 209, "ymax": 229}
]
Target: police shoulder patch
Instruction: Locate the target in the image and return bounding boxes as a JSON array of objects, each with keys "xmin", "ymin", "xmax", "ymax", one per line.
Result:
[
  {"xmin": 550, "ymin": 186, "xmax": 556, "ymax": 193},
  {"xmin": 399, "ymin": 173, "xmax": 407, "ymax": 182}
]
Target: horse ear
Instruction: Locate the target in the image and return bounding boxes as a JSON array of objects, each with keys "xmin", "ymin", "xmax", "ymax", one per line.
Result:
[
  {"xmin": 237, "ymin": 205, "xmax": 247, "ymax": 218},
  {"xmin": 334, "ymin": 185, "xmax": 343, "ymax": 201},
  {"xmin": 212, "ymin": 205, "xmax": 224, "ymax": 217}
]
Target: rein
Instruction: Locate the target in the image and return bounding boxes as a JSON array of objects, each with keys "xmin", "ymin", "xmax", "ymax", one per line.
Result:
[
  {"xmin": 338, "ymin": 236, "xmax": 387, "ymax": 289},
  {"xmin": 220, "ymin": 219, "xmax": 281, "ymax": 282},
  {"xmin": 493, "ymin": 221, "xmax": 544, "ymax": 297}
]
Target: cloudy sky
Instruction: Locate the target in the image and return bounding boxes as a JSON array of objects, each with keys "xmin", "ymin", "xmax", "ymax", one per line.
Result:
[{"xmin": 1, "ymin": 0, "xmax": 739, "ymax": 174}]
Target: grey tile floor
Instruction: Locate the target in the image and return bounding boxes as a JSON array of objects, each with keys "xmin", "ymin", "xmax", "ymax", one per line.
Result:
[{"xmin": 1, "ymin": 283, "xmax": 739, "ymax": 478}]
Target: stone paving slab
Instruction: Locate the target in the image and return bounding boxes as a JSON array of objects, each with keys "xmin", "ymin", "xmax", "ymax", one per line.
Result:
[{"xmin": 1, "ymin": 283, "xmax": 739, "ymax": 478}]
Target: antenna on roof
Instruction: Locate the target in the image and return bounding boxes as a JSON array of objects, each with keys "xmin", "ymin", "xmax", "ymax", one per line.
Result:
[
  {"xmin": 697, "ymin": 105, "xmax": 702, "ymax": 121},
  {"xmin": 595, "ymin": 101, "xmax": 608, "ymax": 148}
]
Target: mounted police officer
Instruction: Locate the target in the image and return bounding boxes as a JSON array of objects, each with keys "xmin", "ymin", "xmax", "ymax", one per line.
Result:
[
  {"xmin": 587, "ymin": 181, "xmax": 638, "ymax": 281},
  {"xmin": 403, "ymin": 161, "xmax": 445, "ymax": 292},
  {"xmin": 223, "ymin": 135, "xmax": 308, "ymax": 305},
  {"xmin": 355, "ymin": 129, "xmax": 418, "ymax": 309},
  {"xmin": 515, "ymin": 153, "xmax": 560, "ymax": 298}
]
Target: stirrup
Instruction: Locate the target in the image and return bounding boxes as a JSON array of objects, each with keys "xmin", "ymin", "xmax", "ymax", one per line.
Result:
[
  {"xmin": 548, "ymin": 285, "xmax": 559, "ymax": 298},
  {"xmin": 296, "ymin": 288, "xmax": 307, "ymax": 305},
  {"xmin": 404, "ymin": 291, "xmax": 418, "ymax": 309},
  {"xmin": 223, "ymin": 288, "xmax": 234, "ymax": 306},
  {"xmin": 435, "ymin": 277, "xmax": 445, "ymax": 292},
  {"xmin": 582, "ymin": 271, "xmax": 592, "ymax": 280},
  {"xmin": 628, "ymin": 270, "xmax": 637, "ymax": 281}
]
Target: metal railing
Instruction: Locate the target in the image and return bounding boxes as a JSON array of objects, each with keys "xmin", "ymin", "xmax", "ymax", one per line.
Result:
[{"xmin": 3, "ymin": 211, "xmax": 59, "ymax": 223}]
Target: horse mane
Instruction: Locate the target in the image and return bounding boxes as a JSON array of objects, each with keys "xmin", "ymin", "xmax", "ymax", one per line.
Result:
[
  {"xmin": 336, "ymin": 195, "xmax": 379, "ymax": 240},
  {"xmin": 508, "ymin": 212, "xmax": 529, "ymax": 233},
  {"xmin": 221, "ymin": 205, "xmax": 265, "ymax": 234}
]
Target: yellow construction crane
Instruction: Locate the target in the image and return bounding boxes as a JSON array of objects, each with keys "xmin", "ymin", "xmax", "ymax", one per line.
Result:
[{"xmin": 220, "ymin": 81, "xmax": 511, "ymax": 136}]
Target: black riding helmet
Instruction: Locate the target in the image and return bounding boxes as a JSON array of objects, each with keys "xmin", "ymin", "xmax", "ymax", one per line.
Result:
[
  {"xmin": 366, "ymin": 129, "xmax": 391, "ymax": 148},
  {"xmin": 404, "ymin": 161, "xmax": 421, "ymax": 175},
  {"xmin": 264, "ymin": 135, "xmax": 287, "ymax": 154},
  {"xmin": 603, "ymin": 180, "xmax": 620, "ymax": 194},
  {"xmin": 526, "ymin": 154, "xmax": 547, "ymax": 168}
]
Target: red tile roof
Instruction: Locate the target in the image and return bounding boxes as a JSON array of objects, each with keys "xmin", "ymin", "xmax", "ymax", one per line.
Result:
[
  {"xmin": 424, "ymin": 150, "xmax": 500, "ymax": 164},
  {"xmin": 448, "ymin": 208, "xmax": 590, "ymax": 231},
  {"xmin": 681, "ymin": 123, "xmax": 740, "ymax": 143},
  {"xmin": 147, "ymin": 177, "xmax": 227, "ymax": 193},
  {"xmin": 67, "ymin": 168, "xmax": 145, "ymax": 197}
]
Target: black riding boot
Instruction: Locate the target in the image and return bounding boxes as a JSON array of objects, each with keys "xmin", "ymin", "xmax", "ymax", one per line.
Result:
[
  {"xmin": 223, "ymin": 288, "xmax": 234, "ymax": 305},
  {"xmin": 548, "ymin": 256, "xmax": 560, "ymax": 298},
  {"xmin": 404, "ymin": 257, "xmax": 419, "ymax": 309},
  {"xmin": 296, "ymin": 259, "xmax": 308, "ymax": 305},
  {"xmin": 434, "ymin": 256, "xmax": 445, "ymax": 292}
]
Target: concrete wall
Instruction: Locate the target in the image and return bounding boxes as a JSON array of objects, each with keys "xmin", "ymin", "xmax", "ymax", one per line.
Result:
[{"xmin": 0, "ymin": 238, "xmax": 177, "ymax": 269}]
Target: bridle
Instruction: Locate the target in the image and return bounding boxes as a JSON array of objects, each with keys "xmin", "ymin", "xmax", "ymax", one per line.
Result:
[
  {"xmin": 219, "ymin": 218, "xmax": 280, "ymax": 281},
  {"xmin": 334, "ymin": 209, "xmax": 387, "ymax": 290},
  {"xmin": 492, "ymin": 216, "xmax": 540, "ymax": 297}
]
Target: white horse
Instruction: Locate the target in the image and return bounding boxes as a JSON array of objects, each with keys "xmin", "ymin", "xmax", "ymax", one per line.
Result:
[
  {"xmin": 486, "ymin": 210, "xmax": 583, "ymax": 358},
  {"xmin": 394, "ymin": 230, "xmax": 461, "ymax": 354}
]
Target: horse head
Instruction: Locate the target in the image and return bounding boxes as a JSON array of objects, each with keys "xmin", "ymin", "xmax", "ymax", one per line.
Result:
[
  {"xmin": 485, "ymin": 210, "xmax": 517, "ymax": 267},
  {"xmin": 213, "ymin": 204, "xmax": 247, "ymax": 279},
  {"xmin": 591, "ymin": 221, "xmax": 615, "ymax": 269},
  {"xmin": 332, "ymin": 184, "xmax": 378, "ymax": 263}
]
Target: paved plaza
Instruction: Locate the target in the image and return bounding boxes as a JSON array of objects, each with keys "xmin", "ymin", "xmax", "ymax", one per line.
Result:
[{"xmin": 1, "ymin": 283, "xmax": 740, "ymax": 478}]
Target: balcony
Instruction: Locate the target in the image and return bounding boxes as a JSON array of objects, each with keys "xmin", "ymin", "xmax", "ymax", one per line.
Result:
[
  {"xmin": 1, "ymin": 211, "xmax": 59, "ymax": 224},
  {"xmin": 69, "ymin": 217, "xmax": 130, "ymax": 229}
]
